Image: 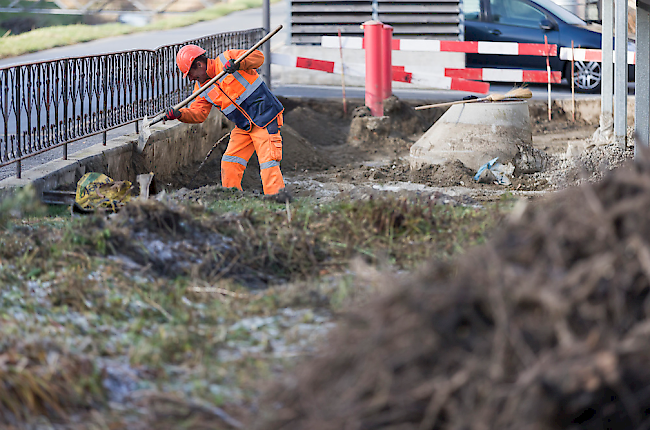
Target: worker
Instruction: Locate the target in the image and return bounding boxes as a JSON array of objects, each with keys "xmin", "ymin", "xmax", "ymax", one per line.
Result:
[{"xmin": 165, "ymin": 44, "xmax": 287, "ymax": 197}]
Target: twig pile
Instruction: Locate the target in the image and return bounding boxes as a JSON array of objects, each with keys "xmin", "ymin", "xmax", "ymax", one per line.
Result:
[{"xmin": 254, "ymin": 146, "xmax": 650, "ymax": 429}]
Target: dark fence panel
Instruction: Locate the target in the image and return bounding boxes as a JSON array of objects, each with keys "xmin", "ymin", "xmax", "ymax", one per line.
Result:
[{"xmin": 0, "ymin": 28, "xmax": 265, "ymax": 178}]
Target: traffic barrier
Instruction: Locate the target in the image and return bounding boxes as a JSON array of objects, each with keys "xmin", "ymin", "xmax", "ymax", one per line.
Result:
[
  {"xmin": 272, "ymin": 54, "xmax": 490, "ymax": 94},
  {"xmin": 321, "ymin": 36, "xmax": 557, "ymax": 56},
  {"xmin": 559, "ymin": 47, "xmax": 636, "ymax": 64},
  {"xmin": 444, "ymin": 67, "xmax": 562, "ymax": 83}
]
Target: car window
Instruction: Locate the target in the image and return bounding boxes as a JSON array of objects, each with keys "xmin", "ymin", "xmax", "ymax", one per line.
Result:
[
  {"xmin": 490, "ymin": 0, "xmax": 547, "ymax": 28},
  {"xmin": 464, "ymin": 0, "xmax": 482, "ymax": 21},
  {"xmin": 530, "ymin": 0, "xmax": 585, "ymax": 25}
]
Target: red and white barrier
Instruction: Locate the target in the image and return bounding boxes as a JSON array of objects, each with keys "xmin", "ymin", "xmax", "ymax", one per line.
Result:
[
  {"xmin": 272, "ymin": 53, "xmax": 490, "ymax": 94},
  {"xmin": 444, "ymin": 67, "xmax": 562, "ymax": 83},
  {"xmin": 559, "ymin": 47, "xmax": 636, "ymax": 64},
  {"xmin": 322, "ymin": 36, "xmax": 557, "ymax": 56}
]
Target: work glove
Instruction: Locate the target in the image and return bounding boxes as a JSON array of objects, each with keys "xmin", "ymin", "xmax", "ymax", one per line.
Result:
[
  {"xmin": 164, "ymin": 107, "xmax": 181, "ymax": 121},
  {"xmin": 224, "ymin": 59, "xmax": 240, "ymax": 74}
]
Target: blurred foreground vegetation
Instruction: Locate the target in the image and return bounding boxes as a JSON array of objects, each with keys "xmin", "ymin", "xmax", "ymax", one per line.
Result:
[{"xmin": 0, "ymin": 187, "xmax": 511, "ymax": 428}]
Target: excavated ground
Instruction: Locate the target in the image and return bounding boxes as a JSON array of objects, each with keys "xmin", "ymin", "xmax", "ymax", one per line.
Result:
[{"xmin": 166, "ymin": 96, "xmax": 634, "ymax": 205}]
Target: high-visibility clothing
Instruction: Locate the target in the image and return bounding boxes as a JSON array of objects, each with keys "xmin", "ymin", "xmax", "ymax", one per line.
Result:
[
  {"xmin": 177, "ymin": 49, "xmax": 285, "ymax": 195},
  {"xmin": 178, "ymin": 51, "xmax": 283, "ymax": 131},
  {"xmin": 222, "ymin": 116, "xmax": 284, "ymax": 195}
]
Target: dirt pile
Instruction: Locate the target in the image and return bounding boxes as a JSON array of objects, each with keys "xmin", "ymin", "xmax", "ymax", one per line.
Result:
[
  {"xmin": 254, "ymin": 147, "xmax": 650, "ymax": 429},
  {"xmin": 284, "ymin": 106, "xmax": 348, "ymax": 147},
  {"xmin": 346, "ymin": 97, "xmax": 427, "ymax": 156}
]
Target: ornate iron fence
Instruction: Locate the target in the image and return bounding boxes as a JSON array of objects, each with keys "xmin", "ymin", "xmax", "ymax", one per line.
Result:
[{"xmin": 0, "ymin": 27, "xmax": 265, "ymax": 178}]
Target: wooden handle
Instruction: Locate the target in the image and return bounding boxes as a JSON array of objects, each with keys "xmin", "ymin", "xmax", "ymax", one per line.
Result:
[
  {"xmin": 415, "ymin": 97, "xmax": 485, "ymax": 110},
  {"xmin": 150, "ymin": 25, "xmax": 283, "ymax": 126}
]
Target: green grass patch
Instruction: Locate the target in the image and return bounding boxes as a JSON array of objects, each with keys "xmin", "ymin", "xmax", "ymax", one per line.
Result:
[{"xmin": 0, "ymin": 0, "xmax": 279, "ymax": 59}]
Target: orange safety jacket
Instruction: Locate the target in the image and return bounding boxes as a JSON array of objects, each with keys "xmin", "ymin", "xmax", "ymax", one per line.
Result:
[{"xmin": 179, "ymin": 50, "xmax": 283, "ymax": 131}]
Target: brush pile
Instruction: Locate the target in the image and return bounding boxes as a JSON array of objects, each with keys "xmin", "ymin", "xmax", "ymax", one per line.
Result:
[{"xmin": 254, "ymin": 148, "xmax": 650, "ymax": 429}]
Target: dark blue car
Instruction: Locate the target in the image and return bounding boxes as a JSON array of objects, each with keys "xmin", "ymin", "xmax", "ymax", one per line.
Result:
[{"xmin": 464, "ymin": 0, "xmax": 635, "ymax": 92}]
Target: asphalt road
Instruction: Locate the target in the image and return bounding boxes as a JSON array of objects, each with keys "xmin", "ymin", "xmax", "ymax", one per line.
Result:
[{"xmin": 0, "ymin": 3, "xmax": 632, "ymax": 181}]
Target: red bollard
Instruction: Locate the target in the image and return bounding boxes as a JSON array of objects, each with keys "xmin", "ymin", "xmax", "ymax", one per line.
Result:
[
  {"xmin": 362, "ymin": 20, "xmax": 384, "ymax": 116},
  {"xmin": 381, "ymin": 24, "xmax": 393, "ymax": 101}
]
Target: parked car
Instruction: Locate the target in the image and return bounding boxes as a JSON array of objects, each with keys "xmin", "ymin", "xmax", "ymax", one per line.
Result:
[{"xmin": 463, "ymin": 0, "xmax": 635, "ymax": 92}]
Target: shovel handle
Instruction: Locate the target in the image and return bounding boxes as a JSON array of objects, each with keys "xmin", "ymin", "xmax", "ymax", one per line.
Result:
[
  {"xmin": 148, "ymin": 24, "xmax": 283, "ymax": 126},
  {"xmin": 414, "ymin": 97, "xmax": 486, "ymax": 110}
]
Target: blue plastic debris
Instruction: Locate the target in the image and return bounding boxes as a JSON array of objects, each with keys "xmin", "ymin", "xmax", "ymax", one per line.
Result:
[{"xmin": 474, "ymin": 157, "xmax": 513, "ymax": 185}]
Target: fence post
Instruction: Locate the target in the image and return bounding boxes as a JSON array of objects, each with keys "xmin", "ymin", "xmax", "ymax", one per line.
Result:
[
  {"xmin": 63, "ymin": 60, "xmax": 68, "ymax": 159},
  {"xmin": 15, "ymin": 69, "xmax": 21, "ymax": 178},
  {"xmin": 382, "ymin": 24, "xmax": 393, "ymax": 101},
  {"xmin": 363, "ymin": 20, "xmax": 384, "ymax": 116}
]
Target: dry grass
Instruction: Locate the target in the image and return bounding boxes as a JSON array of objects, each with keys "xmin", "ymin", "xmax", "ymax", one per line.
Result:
[{"xmin": 0, "ymin": 188, "xmax": 507, "ymax": 427}]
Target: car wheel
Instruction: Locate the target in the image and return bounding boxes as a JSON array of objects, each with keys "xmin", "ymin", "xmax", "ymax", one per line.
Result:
[{"xmin": 570, "ymin": 60, "xmax": 601, "ymax": 93}]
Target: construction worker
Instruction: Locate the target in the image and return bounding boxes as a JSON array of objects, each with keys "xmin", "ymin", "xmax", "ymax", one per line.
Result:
[{"xmin": 165, "ymin": 44, "xmax": 286, "ymax": 197}]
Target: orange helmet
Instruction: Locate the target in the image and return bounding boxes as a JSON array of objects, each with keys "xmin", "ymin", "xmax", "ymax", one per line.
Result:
[{"xmin": 176, "ymin": 44, "xmax": 206, "ymax": 78}]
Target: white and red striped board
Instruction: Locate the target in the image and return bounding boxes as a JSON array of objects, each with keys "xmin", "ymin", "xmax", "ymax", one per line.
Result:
[
  {"xmin": 321, "ymin": 36, "xmax": 557, "ymax": 57},
  {"xmin": 559, "ymin": 47, "xmax": 636, "ymax": 64},
  {"xmin": 272, "ymin": 53, "xmax": 490, "ymax": 94},
  {"xmin": 444, "ymin": 67, "xmax": 562, "ymax": 83}
]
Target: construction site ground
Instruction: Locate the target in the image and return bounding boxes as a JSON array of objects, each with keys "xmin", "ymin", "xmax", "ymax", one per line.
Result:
[
  {"xmin": 0, "ymin": 95, "xmax": 642, "ymax": 429},
  {"xmin": 168, "ymin": 96, "xmax": 632, "ymax": 205}
]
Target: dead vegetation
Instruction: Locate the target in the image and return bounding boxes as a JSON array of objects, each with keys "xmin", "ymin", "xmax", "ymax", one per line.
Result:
[
  {"xmin": 0, "ymin": 96, "xmax": 637, "ymax": 429},
  {"xmin": 253, "ymin": 147, "xmax": 650, "ymax": 430},
  {"xmin": 0, "ymin": 184, "xmax": 506, "ymax": 428}
]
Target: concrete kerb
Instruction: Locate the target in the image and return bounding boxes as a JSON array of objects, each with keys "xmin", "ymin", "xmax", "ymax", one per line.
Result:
[{"xmin": 0, "ymin": 109, "xmax": 229, "ymax": 198}]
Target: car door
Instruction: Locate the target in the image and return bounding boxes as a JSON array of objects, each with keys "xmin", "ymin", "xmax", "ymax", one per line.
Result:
[{"xmin": 467, "ymin": 0, "xmax": 560, "ymax": 70}]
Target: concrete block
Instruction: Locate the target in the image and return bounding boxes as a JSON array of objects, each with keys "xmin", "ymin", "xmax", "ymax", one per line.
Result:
[{"xmin": 410, "ymin": 100, "xmax": 533, "ymax": 171}]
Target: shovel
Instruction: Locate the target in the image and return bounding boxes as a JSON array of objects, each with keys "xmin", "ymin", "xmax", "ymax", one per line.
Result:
[{"xmin": 137, "ymin": 24, "xmax": 284, "ymax": 152}]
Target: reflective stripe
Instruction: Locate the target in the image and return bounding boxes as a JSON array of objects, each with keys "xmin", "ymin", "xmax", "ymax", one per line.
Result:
[
  {"xmin": 203, "ymin": 84, "xmax": 218, "ymax": 105},
  {"xmin": 260, "ymin": 160, "xmax": 280, "ymax": 169},
  {"xmin": 222, "ymin": 155, "xmax": 248, "ymax": 166},
  {"xmin": 222, "ymin": 76, "xmax": 263, "ymax": 115},
  {"xmin": 218, "ymin": 54, "xmax": 229, "ymax": 82}
]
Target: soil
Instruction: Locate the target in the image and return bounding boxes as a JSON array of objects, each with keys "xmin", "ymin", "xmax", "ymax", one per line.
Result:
[
  {"xmin": 254, "ymin": 147, "xmax": 650, "ymax": 430},
  {"xmin": 167, "ymin": 95, "xmax": 632, "ymax": 205},
  {"xmin": 249, "ymin": 107, "xmax": 650, "ymax": 430}
]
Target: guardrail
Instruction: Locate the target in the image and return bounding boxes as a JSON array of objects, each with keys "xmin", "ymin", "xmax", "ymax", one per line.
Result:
[{"xmin": 0, "ymin": 27, "xmax": 265, "ymax": 179}]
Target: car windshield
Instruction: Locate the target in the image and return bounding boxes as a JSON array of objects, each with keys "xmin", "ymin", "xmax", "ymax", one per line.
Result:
[{"xmin": 530, "ymin": 0, "xmax": 586, "ymax": 25}]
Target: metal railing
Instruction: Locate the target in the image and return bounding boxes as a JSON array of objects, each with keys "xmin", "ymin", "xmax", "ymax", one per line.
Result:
[{"xmin": 0, "ymin": 27, "xmax": 265, "ymax": 178}]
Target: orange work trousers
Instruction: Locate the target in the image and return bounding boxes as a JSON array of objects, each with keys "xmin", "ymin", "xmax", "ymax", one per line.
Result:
[{"xmin": 221, "ymin": 116, "xmax": 285, "ymax": 195}]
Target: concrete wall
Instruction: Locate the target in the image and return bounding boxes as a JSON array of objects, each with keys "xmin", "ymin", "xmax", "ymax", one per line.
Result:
[{"xmin": 0, "ymin": 109, "xmax": 230, "ymax": 197}]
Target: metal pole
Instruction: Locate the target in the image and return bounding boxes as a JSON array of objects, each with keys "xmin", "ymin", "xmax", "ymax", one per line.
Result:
[
  {"xmin": 262, "ymin": 0, "xmax": 271, "ymax": 89},
  {"xmin": 381, "ymin": 24, "xmax": 393, "ymax": 100},
  {"xmin": 363, "ymin": 20, "xmax": 383, "ymax": 116},
  {"xmin": 635, "ymin": 1, "xmax": 650, "ymax": 155},
  {"xmin": 601, "ymin": 0, "xmax": 614, "ymax": 136},
  {"xmin": 614, "ymin": 0, "xmax": 628, "ymax": 147}
]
